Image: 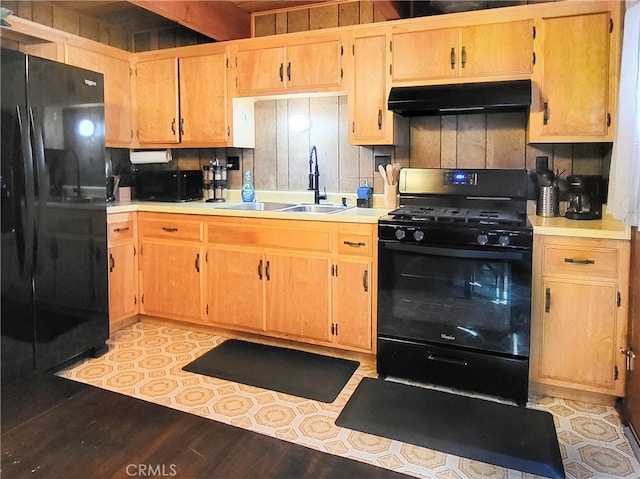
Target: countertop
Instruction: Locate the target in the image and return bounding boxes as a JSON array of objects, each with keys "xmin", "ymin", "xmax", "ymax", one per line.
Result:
[
  {"xmin": 527, "ymin": 202, "xmax": 631, "ymax": 241},
  {"xmin": 107, "ymin": 194, "xmax": 632, "ymax": 240},
  {"xmin": 108, "ymin": 190, "xmax": 390, "ymax": 225}
]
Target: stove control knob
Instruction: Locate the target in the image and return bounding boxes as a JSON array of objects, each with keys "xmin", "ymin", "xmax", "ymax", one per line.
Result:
[
  {"xmin": 395, "ymin": 229, "xmax": 406, "ymax": 240},
  {"xmin": 498, "ymin": 235, "xmax": 511, "ymax": 246},
  {"xmin": 413, "ymin": 230, "xmax": 425, "ymax": 242},
  {"xmin": 477, "ymin": 233, "xmax": 489, "ymax": 246}
]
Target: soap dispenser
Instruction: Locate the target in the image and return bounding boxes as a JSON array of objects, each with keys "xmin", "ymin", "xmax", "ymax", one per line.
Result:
[{"xmin": 241, "ymin": 170, "xmax": 255, "ymax": 203}]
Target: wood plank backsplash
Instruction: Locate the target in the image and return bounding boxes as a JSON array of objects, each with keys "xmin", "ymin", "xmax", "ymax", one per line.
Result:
[{"xmin": 175, "ymin": 95, "xmax": 611, "ymax": 196}]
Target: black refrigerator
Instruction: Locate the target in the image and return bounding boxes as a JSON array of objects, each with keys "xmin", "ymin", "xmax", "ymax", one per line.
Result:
[{"xmin": 1, "ymin": 48, "xmax": 109, "ymax": 380}]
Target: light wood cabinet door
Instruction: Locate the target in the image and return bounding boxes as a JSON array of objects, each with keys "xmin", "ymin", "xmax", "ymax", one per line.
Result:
[
  {"xmin": 135, "ymin": 57, "xmax": 180, "ymax": 144},
  {"xmin": 332, "ymin": 258, "xmax": 372, "ymax": 351},
  {"xmin": 179, "ymin": 53, "xmax": 228, "ymax": 145},
  {"xmin": 459, "ymin": 20, "xmax": 533, "ymax": 78},
  {"xmin": 66, "ymin": 46, "xmax": 132, "ymax": 147},
  {"xmin": 349, "ymin": 33, "xmax": 393, "ymax": 145},
  {"xmin": 139, "ymin": 240, "xmax": 203, "ymax": 323},
  {"xmin": 265, "ymin": 252, "xmax": 331, "ymax": 342},
  {"xmin": 392, "ymin": 28, "xmax": 458, "ymax": 82},
  {"xmin": 236, "ymin": 46, "xmax": 285, "ymax": 96},
  {"xmin": 206, "ymin": 246, "xmax": 265, "ymax": 332},
  {"xmin": 285, "ymin": 39, "xmax": 342, "ymax": 92},
  {"xmin": 392, "ymin": 21, "xmax": 532, "ymax": 84},
  {"xmin": 530, "ymin": 235, "xmax": 630, "ymax": 398},
  {"xmin": 108, "ymin": 242, "xmax": 138, "ymax": 324},
  {"xmin": 536, "ymin": 278, "xmax": 623, "ymax": 395},
  {"xmin": 529, "ymin": 11, "xmax": 614, "ymax": 142}
]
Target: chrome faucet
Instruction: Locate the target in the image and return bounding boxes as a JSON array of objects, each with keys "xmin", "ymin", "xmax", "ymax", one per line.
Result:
[{"xmin": 308, "ymin": 145, "xmax": 327, "ymax": 204}]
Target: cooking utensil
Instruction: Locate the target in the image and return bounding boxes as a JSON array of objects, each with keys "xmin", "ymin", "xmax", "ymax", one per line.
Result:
[
  {"xmin": 386, "ymin": 164, "xmax": 394, "ymax": 185},
  {"xmin": 392, "ymin": 162, "xmax": 401, "ymax": 184},
  {"xmin": 537, "ymin": 169, "xmax": 554, "ymax": 187},
  {"xmin": 378, "ymin": 164, "xmax": 388, "ymax": 184}
]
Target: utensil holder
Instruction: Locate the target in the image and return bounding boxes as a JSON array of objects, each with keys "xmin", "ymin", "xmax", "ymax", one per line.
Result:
[
  {"xmin": 384, "ymin": 183, "xmax": 398, "ymax": 209},
  {"xmin": 537, "ymin": 185, "xmax": 559, "ymax": 217}
]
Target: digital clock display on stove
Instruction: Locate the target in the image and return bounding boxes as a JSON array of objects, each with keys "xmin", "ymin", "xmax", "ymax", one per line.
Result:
[{"xmin": 443, "ymin": 171, "xmax": 478, "ymax": 186}]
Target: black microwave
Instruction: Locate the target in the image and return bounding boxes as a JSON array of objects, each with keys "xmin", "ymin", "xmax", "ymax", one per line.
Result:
[{"xmin": 135, "ymin": 170, "xmax": 203, "ymax": 202}]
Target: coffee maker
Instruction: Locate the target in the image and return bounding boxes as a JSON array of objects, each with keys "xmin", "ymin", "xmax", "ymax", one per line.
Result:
[{"xmin": 565, "ymin": 175, "xmax": 604, "ymax": 220}]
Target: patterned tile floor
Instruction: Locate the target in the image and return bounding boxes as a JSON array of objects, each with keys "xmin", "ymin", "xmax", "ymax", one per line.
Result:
[{"xmin": 59, "ymin": 322, "xmax": 640, "ymax": 479}]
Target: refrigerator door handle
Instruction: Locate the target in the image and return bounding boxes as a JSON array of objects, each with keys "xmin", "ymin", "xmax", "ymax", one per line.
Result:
[
  {"xmin": 17, "ymin": 105, "xmax": 36, "ymax": 276},
  {"xmin": 29, "ymin": 107, "xmax": 50, "ymax": 268}
]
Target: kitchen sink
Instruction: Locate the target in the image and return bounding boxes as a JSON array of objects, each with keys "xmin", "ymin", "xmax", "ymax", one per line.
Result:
[
  {"xmin": 279, "ymin": 204, "xmax": 349, "ymax": 214},
  {"xmin": 215, "ymin": 201, "xmax": 296, "ymax": 211},
  {"xmin": 215, "ymin": 202, "xmax": 349, "ymax": 214}
]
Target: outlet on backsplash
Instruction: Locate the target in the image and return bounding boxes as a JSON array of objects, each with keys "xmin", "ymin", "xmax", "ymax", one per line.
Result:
[{"xmin": 375, "ymin": 155, "xmax": 392, "ymax": 171}]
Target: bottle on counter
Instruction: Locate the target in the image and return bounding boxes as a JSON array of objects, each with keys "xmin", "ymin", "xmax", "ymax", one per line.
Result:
[{"xmin": 241, "ymin": 170, "xmax": 255, "ymax": 203}]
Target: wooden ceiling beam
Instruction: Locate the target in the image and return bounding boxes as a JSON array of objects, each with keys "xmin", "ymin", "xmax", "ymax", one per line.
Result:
[{"xmin": 128, "ymin": 0, "xmax": 251, "ymax": 41}]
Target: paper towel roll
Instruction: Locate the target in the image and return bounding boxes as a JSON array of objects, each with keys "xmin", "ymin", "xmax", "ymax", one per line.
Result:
[{"xmin": 130, "ymin": 149, "xmax": 172, "ymax": 164}]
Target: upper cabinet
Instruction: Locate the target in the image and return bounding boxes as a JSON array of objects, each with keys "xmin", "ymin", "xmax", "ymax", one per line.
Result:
[
  {"xmin": 391, "ymin": 20, "xmax": 533, "ymax": 84},
  {"xmin": 234, "ymin": 33, "xmax": 344, "ymax": 96},
  {"xmin": 65, "ymin": 45, "xmax": 132, "ymax": 147},
  {"xmin": 135, "ymin": 57, "xmax": 180, "ymax": 144},
  {"xmin": 133, "ymin": 45, "xmax": 254, "ymax": 148},
  {"xmin": 348, "ymin": 30, "xmax": 402, "ymax": 145},
  {"xmin": 528, "ymin": 6, "xmax": 620, "ymax": 142}
]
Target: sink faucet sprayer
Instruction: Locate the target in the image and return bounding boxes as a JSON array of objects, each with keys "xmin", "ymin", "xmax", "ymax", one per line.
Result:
[{"xmin": 308, "ymin": 145, "xmax": 327, "ymax": 204}]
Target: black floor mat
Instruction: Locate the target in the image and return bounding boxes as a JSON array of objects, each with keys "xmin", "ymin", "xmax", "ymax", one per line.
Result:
[
  {"xmin": 183, "ymin": 339, "xmax": 359, "ymax": 403},
  {"xmin": 336, "ymin": 378, "xmax": 564, "ymax": 479}
]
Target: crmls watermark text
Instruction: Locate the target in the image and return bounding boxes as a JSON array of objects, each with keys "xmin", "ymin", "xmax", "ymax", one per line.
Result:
[{"xmin": 126, "ymin": 464, "xmax": 177, "ymax": 477}]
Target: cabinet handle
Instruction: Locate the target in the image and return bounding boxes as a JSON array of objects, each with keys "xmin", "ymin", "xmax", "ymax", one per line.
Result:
[
  {"xmin": 162, "ymin": 227, "xmax": 178, "ymax": 233},
  {"xmin": 195, "ymin": 253, "xmax": 200, "ymax": 272},
  {"xmin": 113, "ymin": 226, "xmax": 129, "ymax": 233},
  {"xmin": 109, "ymin": 253, "xmax": 115, "ymax": 273},
  {"xmin": 461, "ymin": 46, "xmax": 466, "ymax": 68},
  {"xmin": 545, "ymin": 287, "xmax": 551, "ymax": 313},
  {"xmin": 564, "ymin": 258, "xmax": 595, "ymax": 265},
  {"xmin": 543, "ymin": 102, "xmax": 549, "ymax": 125},
  {"xmin": 258, "ymin": 259, "xmax": 263, "ymax": 279},
  {"xmin": 363, "ymin": 269, "xmax": 368, "ymax": 292},
  {"xmin": 180, "ymin": 118, "xmax": 184, "ymax": 136},
  {"xmin": 377, "ymin": 109, "xmax": 383, "ymax": 130},
  {"xmin": 279, "ymin": 63, "xmax": 284, "ymax": 82},
  {"xmin": 532, "ymin": 52, "xmax": 536, "ymax": 66},
  {"xmin": 265, "ymin": 260, "xmax": 270, "ymax": 281},
  {"xmin": 343, "ymin": 240, "xmax": 365, "ymax": 248},
  {"xmin": 171, "ymin": 118, "xmax": 176, "ymax": 135},
  {"xmin": 450, "ymin": 47, "xmax": 455, "ymax": 69},
  {"xmin": 287, "ymin": 62, "xmax": 291, "ymax": 81}
]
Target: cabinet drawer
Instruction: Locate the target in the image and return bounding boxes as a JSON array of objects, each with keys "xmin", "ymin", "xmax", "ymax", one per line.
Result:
[
  {"xmin": 108, "ymin": 219, "xmax": 135, "ymax": 244},
  {"xmin": 337, "ymin": 231, "xmax": 373, "ymax": 257},
  {"xmin": 141, "ymin": 214, "xmax": 203, "ymax": 242},
  {"xmin": 542, "ymin": 244, "xmax": 618, "ymax": 279}
]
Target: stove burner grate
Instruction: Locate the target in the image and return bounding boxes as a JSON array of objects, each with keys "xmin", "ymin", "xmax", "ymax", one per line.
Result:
[{"xmin": 389, "ymin": 206, "xmax": 525, "ymax": 226}]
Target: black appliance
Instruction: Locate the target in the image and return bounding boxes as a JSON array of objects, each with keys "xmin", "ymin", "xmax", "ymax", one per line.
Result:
[
  {"xmin": 387, "ymin": 80, "xmax": 532, "ymax": 116},
  {"xmin": 1, "ymin": 49, "xmax": 109, "ymax": 379},
  {"xmin": 135, "ymin": 170, "xmax": 203, "ymax": 202},
  {"xmin": 565, "ymin": 175, "xmax": 604, "ymax": 220},
  {"xmin": 377, "ymin": 168, "xmax": 533, "ymax": 405}
]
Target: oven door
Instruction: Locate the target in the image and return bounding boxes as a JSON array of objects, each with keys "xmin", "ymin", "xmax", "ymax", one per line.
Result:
[{"xmin": 378, "ymin": 240, "xmax": 531, "ymax": 357}]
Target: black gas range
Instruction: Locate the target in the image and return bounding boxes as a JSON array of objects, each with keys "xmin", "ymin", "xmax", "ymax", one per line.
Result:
[{"xmin": 377, "ymin": 168, "xmax": 533, "ymax": 405}]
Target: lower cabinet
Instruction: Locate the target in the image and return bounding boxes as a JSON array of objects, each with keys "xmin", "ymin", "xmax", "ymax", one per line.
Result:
[
  {"xmin": 206, "ymin": 246, "xmax": 265, "ymax": 331},
  {"xmin": 205, "ymin": 216, "xmax": 375, "ymax": 353},
  {"xmin": 530, "ymin": 234, "xmax": 630, "ymax": 397},
  {"xmin": 138, "ymin": 213, "xmax": 205, "ymax": 323},
  {"xmin": 107, "ymin": 212, "xmax": 138, "ymax": 327},
  {"xmin": 265, "ymin": 251, "xmax": 332, "ymax": 342}
]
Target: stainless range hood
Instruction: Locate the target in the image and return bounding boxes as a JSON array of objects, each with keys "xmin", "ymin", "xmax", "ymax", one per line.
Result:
[{"xmin": 388, "ymin": 79, "xmax": 531, "ymax": 116}]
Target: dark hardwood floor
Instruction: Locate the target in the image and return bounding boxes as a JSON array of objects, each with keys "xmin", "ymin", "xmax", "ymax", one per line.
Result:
[{"xmin": 1, "ymin": 371, "xmax": 409, "ymax": 479}]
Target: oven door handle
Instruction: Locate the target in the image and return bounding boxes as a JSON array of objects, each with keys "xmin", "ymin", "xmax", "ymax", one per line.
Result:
[{"xmin": 382, "ymin": 242, "xmax": 525, "ymax": 261}]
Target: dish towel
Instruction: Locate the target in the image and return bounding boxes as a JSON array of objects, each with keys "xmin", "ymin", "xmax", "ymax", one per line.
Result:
[{"xmin": 608, "ymin": 1, "xmax": 640, "ymax": 227}]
